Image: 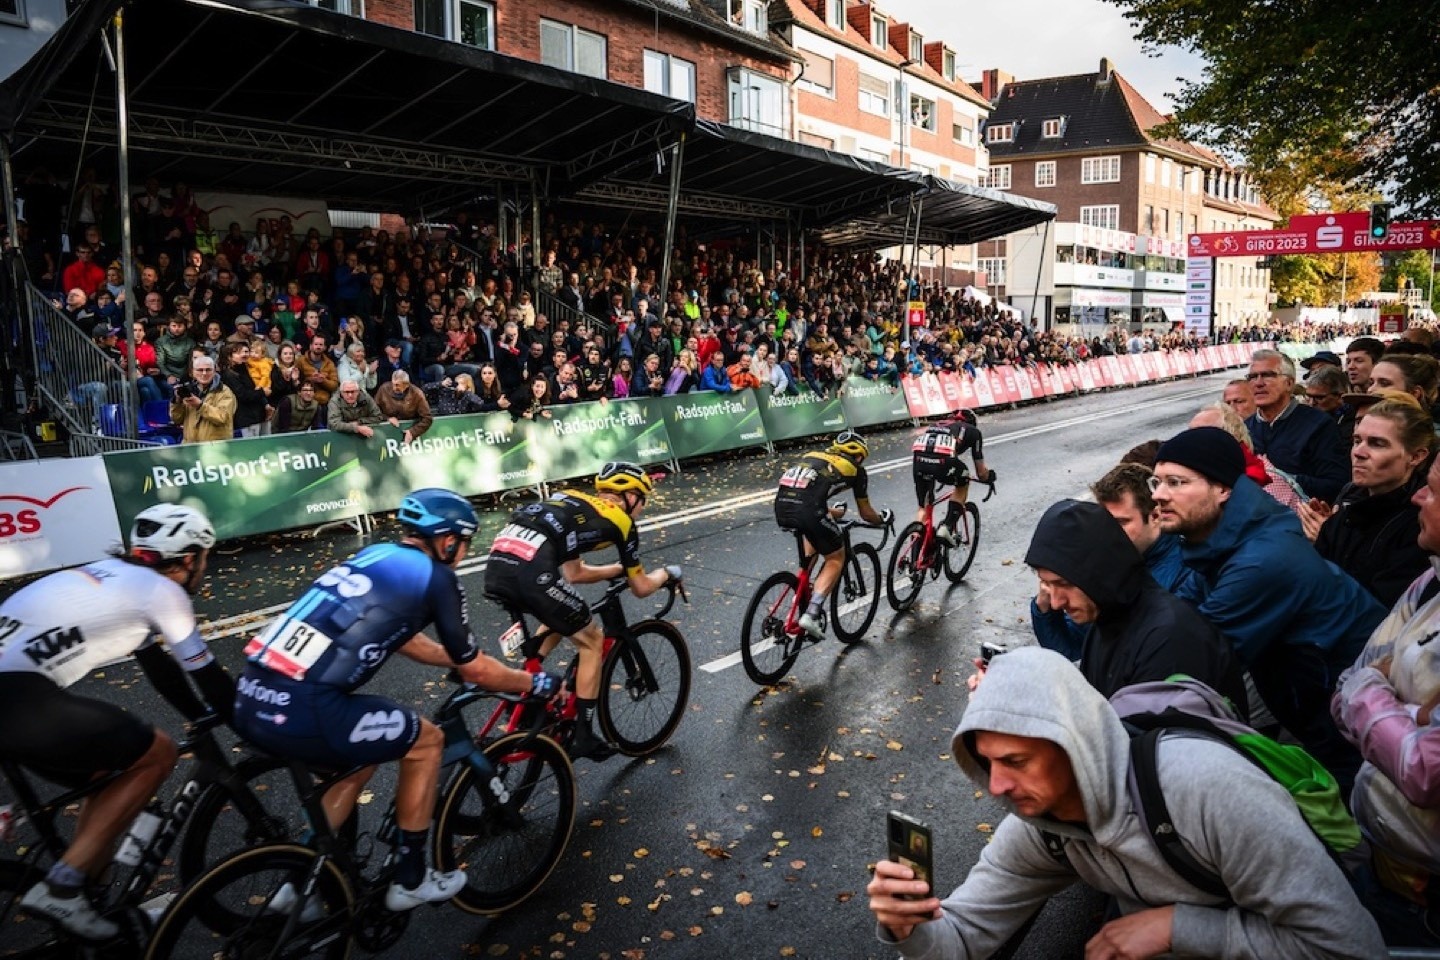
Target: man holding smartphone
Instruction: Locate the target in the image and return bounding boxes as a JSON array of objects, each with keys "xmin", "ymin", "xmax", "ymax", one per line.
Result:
[{"xmin": 867, "ymin": 647, "xmax": 1382, "ymax": 959}]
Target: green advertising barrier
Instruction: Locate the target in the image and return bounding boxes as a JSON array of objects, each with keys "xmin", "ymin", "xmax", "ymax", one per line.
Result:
[
  {"xmin": 651, "ymin": 389, "xmax": 768, "ymax": 460},
  {"xmin": 756, "ymin": 385, "xmax": 849, "ymax": 443},
  {"xmin": 839, "ymin": 377, "xmax": 912, "ymax": 428},
  {"xmin": 103, "ymin": 413, "xmax": 529, "ymax": 540},
  {"xmin": 531, "ymin": 398, "xmax": 674, "ymax": 482}
]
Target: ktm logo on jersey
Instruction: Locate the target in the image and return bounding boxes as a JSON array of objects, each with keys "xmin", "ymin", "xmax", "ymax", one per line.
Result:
[{"xmin": 23, "ymin": 626, "xmax": 84, "ymax": 665}]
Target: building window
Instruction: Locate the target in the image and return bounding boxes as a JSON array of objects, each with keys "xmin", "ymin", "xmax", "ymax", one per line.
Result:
[
  {"xmin": 797, "ymin": 50, "xmax": 834, "ymax": 95},
  {"xmin": 414, "ymin": 0, "xmax": 491, "ymax": 48},
  {"xmin": 977, "ymin": 258, "xmax": 1007, "ymax": 286},
  {"xmin": 858, "ymin": 145, "xmax": 890, "ymax": 163},
  {"xmin": 540, "ymin": 19, "xmax": 606, "ymax": 78},
  {"xmin": 1041, "ymin": 118, "xmax": 1063, "ymax": 138},
  {"xmin": 1034, "ymin": 161, "xmax": 1056, "ymax": 188},
  {"xmin": 952, "ymin": 121, "xmax": 973, "ymax": 146},
  {"xmin": 728, "ymin": 68, "xmax": 786, "ymax": 137},
  {"xmin": 1161, "ymin": 158, "xmax": 1172, "ymax": 188},
  {"xmin": 870, "ymin": 14, "xmax": 886, "ymax": 48},
  {"xmin": 909, "ymin": 32, "xmax": 923, "ymax": 62},
  {"xmin": 643, "ymin": 50, "xmax": 696, "ymax": 103},
  {"xmin": 310, "ymin": 0, "xmax": 361, "ymax": 13},
  {"xmin": 858, "ymin": 73, "xmax": 889, "ymax": 117},
  {"xmin": 727, "ymin": 0, "xmax": 766, "ymax": 33},
  {"xmin": 1144, "ymin": 205, "xmax": 1155, "ymax": 234},
  {"xmin": 1080, "ymin": 205, "xmax": 1120, "ymax": 230},
  {"xmin": 981, "ymin": 166, "xmax": 1011, "ymax": 190},
  {"xmin": 909, "ymin": 94, "xmax": 935, "ymax": 132},
  {"xmin": 799, "ymin": 131, "xmax": 835, "ymax": 150},
  {"xmin": 1145, "ymin": 154, "xmax": 1156, "ymax": 183},
  {"xmin": 826, "ymin": 0, "xmax": 845, "ymax": 29},
  {"xmin": 986, "ymin": 123, "xmax": 1015, "ymax": 144},
  {"xmin": 942, "ymin": 49, "xmax": 956, "ymax": 81},
  {"xmin": 1080, "ymin": 155, "xmax": 1121, "ymax": 183}
]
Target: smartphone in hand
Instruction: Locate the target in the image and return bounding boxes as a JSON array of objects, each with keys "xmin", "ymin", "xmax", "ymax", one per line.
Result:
[{"xmin": 887, "ymin": 811, "xmax": 933, "ymax": 899}]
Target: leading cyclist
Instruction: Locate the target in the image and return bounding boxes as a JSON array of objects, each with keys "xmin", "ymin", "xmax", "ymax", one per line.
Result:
[
  {"xmin": 233, "ymin": 488, "xmax": 555, "ymax": 912},
  {"xmin": 483, "ymin": 462, "xmax": 681, "ymax": 762},
  {"xmin": 774, "ymin": 430, "xmax": 891, "ymax": 639},
  {"xmin": 0, "ymin": 505, "xmax": 235, "ymax": 940},
  {"xmin": 911, "ymin": 410, "xmax": 994, "ymax": 545}
]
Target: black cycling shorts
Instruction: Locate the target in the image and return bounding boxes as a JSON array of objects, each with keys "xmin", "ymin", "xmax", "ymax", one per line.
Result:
[
  {"xmin": 0, "ymin": 673, "xmax": 156, "ymax": 787},
  {"xmin": 484, "ymin": 542, "xmax": 592, "ymax": 639},
  {"xmin": 913, "ymin": 458, "xmax": 969, "ymax": 508},
  {"xmin": 233, "ymin": 668, "xmax": 421, "ymax": 770},
  {"xmin": 775, "ymin": 501, "xmax": 843, "ymax": 556}
]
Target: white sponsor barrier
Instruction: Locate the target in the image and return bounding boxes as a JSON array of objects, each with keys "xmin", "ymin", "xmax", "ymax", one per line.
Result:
[{"xmin": 0, "ymin": 457, "xmax": 123, "ymax": 579}]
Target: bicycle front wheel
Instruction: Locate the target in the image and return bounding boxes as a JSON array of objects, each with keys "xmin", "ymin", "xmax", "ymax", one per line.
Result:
[
  {"xmin": 886, "ymin": 522, "xmax": 927, "ymax": 612},
  {"xmin": 144, "ymin": 844, "xmax": 353, "ymax": 960},
  {"xmin": 944, "ymin": 503, "xmax": 981, "ymax": 583},
  {"xmin": 598, "ymin": 620, "xmax": 691, "ymax": 756},
  {"xmin": 178, "ymin": 754, "xmax": 298, "ymax": 884},
  {"xmin": 831, "ymin": 543, "xmax": 881, "ymax": 643},
  {"xmin": 740, "ymin": 571, "xmax": 803, "ymax": 685},
  {"xmin": 436, "ymin": 732, "xmax": 576, "ymax": 916},
  {"xmin": 0, "ymin": 858, "xmax": 86, "ymax": 959}
]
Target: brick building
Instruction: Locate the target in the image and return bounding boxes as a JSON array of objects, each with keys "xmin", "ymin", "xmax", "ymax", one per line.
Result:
[{"xmin": 973, "ymin": 58, "xmax": 1276, "ymax": 331}]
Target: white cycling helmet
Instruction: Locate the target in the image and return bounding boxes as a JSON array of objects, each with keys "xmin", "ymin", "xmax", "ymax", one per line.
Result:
[{"xmin": 130, "ymin": 504, "xmax": 216, "ymax": 559}]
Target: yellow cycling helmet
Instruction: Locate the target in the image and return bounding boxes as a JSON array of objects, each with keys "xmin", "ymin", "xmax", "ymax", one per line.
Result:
[
  {"xmin": 829, "ymin": 430, "xmax": 869, "ymax": 462},
  {"xmin": 596, "ymin": 461, "xmax": 655, "ymax": 497}
]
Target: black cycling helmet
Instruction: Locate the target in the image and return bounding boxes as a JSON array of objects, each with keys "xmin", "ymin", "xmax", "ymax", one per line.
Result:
[
  {"xmin": 949, "ymin": 409, "xmax": 978, "ymax": 427},
  {"xmin": 397, "ymin": 488, "xmax": 479, "ymax": 539}
]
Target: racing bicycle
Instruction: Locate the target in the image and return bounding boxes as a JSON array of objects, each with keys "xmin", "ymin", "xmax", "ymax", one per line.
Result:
[
  {"xmin": 886, "ymin": 476, "xmax": 995, "ymax": 611},
  {"xmin": 483, "ymin": 576, "xmax": 691, "ymax": 757},
  {"xmin": 740, "ymin": 507, "xmax": 892, "ymax": 686},
  {"xmin": 144, "ymin": 684, "xmax": 576, "ymax": 958}
]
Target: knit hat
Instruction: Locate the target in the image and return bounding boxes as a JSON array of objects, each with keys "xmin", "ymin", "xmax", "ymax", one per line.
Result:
[{"xmin": 1155, "ymin": 426, "xmax": 1246, "ymax": 488}]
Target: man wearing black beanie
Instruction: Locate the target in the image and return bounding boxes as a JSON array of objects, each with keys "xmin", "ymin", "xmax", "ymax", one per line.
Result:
[{"xmin": 1153, "ymin": 426, "xmax": 1384, "ymax": 792}]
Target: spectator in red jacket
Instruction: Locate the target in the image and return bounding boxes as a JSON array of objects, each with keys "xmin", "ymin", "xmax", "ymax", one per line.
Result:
[{"xmin": 61, "ymin": 245, "xmax": 106, "ymax": 297}]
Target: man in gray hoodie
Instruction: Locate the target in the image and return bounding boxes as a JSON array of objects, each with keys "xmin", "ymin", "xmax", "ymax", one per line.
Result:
[{"xmin": 867, "ymin": 647, "xmax": 1383, "ymax": 959}]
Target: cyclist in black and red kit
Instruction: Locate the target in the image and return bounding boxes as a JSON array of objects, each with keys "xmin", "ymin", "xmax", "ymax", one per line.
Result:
[
  {"xmin": 774, "ymin": 431, "xmax": 891, "ymax": 638},
  {"xmin": 912, "ymin": 409, "xmax": 994, "ymax": 545}
]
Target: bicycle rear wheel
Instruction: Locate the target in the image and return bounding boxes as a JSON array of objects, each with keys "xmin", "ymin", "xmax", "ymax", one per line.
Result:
[
  {"xmin": 831, "ymin": 543, "xmax": 880, "ymax": 644},
  {"xmin": 0, "ymin": 858, "xmax": 86, "ymax": 959},
  {"xmin": 436, "ymin": 732, "xmax": 576, "ymax": 916},
  {"xmin": 144, "ymin": 844, "xmax": 353, "ymax": 960},
  {"xmin": 740, "ymin": 571, "xmax": 804, "ymax": 685},
  {"xmin": 598, "ymin": 620, "xmax": 691, "ymax": 756},
  {"xmin": 886, "ymin": 522, "xmax": 927, "ymax": 612},
  {"xmin": 178, "ymin": 754, "xmax": 298, "ymax": 884},
  {"xmin": 944, "ymin": 503, "xmax": 981, "ymax": 583}
]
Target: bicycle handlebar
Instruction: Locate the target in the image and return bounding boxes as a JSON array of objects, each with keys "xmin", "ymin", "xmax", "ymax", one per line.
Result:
[{"xmin": 601, "ymin": 571, "xmax": 687, "ymax": 619}]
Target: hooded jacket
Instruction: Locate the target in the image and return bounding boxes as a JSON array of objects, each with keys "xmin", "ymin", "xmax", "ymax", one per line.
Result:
[
  {"xmin": 1175, "ymin": 477, "xmax": 1385, "ymax": 667},
  {"xmin": 1025, "ymin": 501, "xmax": 1245, "ymax": 708},
  {"xmin": 880, "ymin": 647, "xmax": 1384, "ymax": 959}
]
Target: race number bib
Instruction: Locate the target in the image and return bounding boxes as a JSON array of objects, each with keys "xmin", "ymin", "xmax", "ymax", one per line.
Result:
[
  {"xmin": 779, "ymin": 465, "xmax": 816, "ymax": 489},
  {"xmin": 244, "ymin": 618, "xmax": 336, "ymax": 681},
  {"xmin": 498, "ymin": 621, "xmax": 526, "ymax": 660},
  {"xmin": 915, "ymin": 432, "xmax": 956, "ymax": 456}
]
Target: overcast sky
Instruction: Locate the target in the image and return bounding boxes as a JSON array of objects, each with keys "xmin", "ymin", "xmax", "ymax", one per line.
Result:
[{"xmin": 879, "ymin": 0, "xmax": 1206, "ymax": 114}]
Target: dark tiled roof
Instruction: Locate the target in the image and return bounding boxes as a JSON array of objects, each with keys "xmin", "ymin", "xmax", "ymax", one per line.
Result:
[
  {"xmin": 629, "ymin": 0, "xmax": 798, "ymax": 63},
  {"xmin": 986, "ymin": 68, "xmax": 1210, "ymax": 163}
]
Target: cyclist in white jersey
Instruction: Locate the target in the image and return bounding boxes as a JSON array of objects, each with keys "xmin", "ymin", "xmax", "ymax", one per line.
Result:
[{"xmin": 0, "ymin": 505, "xmax": 234, "ymax": 941}]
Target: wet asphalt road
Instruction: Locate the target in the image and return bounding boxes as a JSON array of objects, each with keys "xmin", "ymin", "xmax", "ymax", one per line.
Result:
[{"xmin": 8, "ymin": 371, "xmax": 1235, "ymax": 959}]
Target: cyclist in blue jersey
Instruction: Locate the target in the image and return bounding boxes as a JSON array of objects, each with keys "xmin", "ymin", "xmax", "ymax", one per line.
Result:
[{"xmin": 233, "ymin": 488, "xmax": 557, "ymax": 912}]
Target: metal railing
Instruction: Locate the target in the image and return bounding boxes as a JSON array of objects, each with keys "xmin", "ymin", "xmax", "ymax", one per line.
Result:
[
  {"xmin": 25, "ymin": 283, "xmax": 138, "ymax": 456},
  {"xmin": 534, "ymin": 287, "xmax": 616, "ymax": 347},
  {"xmin": 66, "ymin": 431, "xmax": 162, "ymax": 456}
]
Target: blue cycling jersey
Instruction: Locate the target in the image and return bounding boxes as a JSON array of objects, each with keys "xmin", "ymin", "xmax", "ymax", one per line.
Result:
[{"xmin": 244, "ymin": 542, "xmax": 478, "ymax": 691}]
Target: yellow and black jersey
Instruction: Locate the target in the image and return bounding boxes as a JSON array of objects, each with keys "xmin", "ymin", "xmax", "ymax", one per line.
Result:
[
  {"xmin": 495, "ymin": 490, "xmax": 643, "ymax": 575},
  {"xmin": 774, "ymin": 450, "xmax": 871, "ymax": 514}
]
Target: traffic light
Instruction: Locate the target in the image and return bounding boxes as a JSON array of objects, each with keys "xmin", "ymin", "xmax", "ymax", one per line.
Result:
[{"xmin": 1370, "ymin": 202, "xmax": 1393, "ymax": 239}]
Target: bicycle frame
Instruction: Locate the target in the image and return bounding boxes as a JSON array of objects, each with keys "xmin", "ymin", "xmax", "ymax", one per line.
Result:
[{"xmin": 773, "ymin": 517, "xmax": 886, "ymax": 636}]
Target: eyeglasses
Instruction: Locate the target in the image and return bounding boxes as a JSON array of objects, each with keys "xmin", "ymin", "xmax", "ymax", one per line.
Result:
[
  {"xmin": 1304, "ymin": 393, "xmax": 1333, "ymax": 403},
  {"xmin": 1146, "ymin": 474, "xmax": 1199, "ymax": 493},
  {"xmin": 1245, "ymin": 370, "xmax": 1284, "ymax": 382}
]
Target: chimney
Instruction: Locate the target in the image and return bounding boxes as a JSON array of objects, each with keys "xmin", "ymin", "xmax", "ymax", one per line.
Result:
[
  {"xmin": 980, "ymin": 68, "xmax": 1013, "ymax": 102},
  {"xmin": 1098, "ymin": 57, "xmax": 1114, "ymax": 84}
]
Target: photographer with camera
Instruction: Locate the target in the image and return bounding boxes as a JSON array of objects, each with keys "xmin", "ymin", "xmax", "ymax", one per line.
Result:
[{"xmin": 169, "ymin": 354, "xmax": 235, "ymax": 443}]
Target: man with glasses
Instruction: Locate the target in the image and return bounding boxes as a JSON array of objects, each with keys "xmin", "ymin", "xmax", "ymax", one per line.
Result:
[
  {"xmin": 1242, "ymin": 348, "xmax": 1348, "ymax": 501},
  {"xmin": 1304, "ymin": 365, "xmax": 1355, "ymax": 444},
  {"xmin": 1151, "ymin": 426, "xmax": 1384, "ymax": 790},
  {"xmin": 327, "ymin": 379, "xmax": 386, "ymax": 439},
  {"xmin": 169, "ymin": 355, "xmax": 235, "ymax": 443}
]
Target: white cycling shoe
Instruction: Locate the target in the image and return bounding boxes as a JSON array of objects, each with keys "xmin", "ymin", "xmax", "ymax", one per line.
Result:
[
  {"xmin": 20, "ymin": 882, "xmax": 118, "ymax": 940},
  {"xmin": 384, "ymin": 868, "xmax": 467, "ymax": 912},
  {"xmin": 797, "ymin": 611, "xmax": 825, "ymax": 640},
  {"xmin": 266, "ymin": 882, "xmax": 326, "ymax": 923},
  {"xmin": 934, "ymin": 524, "xmax": 957, "ymax": 546}
]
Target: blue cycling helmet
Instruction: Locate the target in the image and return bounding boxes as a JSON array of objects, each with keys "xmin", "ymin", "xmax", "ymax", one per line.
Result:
[{"xmin": 397, "ymin": 488, "xmax": 478, "ymax": 539}]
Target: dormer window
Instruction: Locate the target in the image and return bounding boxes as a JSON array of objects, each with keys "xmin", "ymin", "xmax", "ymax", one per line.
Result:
[
  {"xmin": 826, "ymin": 0, "xmax": 844, "ymax": 29},
  {"xmin": 942, "ymin": 49, "xmax": 956, "ymax": 81},
  {"xmin": 729, "ymin": 0, "xmax": 766, "ymax": 35},
  {"xmin": 870, "ymin": 13, "xmax": 886, "ymax": 48},
  {"xmin": 1042, "ymin": 117, "xmax": 1064, "ymax": 138},
  {"xmin": 908, "ymin": 32, "xmax": 923, "ymax": 62},
  {"xmin": 986, "ymin": 122, "xmax": 1015, "ymax": 144}
]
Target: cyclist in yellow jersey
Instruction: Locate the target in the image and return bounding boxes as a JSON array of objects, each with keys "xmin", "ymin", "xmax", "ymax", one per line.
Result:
[
  {"xmin": 485, "ymin": 462, "xmax": 681, "ymax": 759},
  {"xmin": 774, "ymin": 431, "xmax": 891, "ymax": 638}
]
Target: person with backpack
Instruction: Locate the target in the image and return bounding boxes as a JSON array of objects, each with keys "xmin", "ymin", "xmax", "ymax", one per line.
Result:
[{"xmin": 867, "ymin": 647, "xmax": 1384, "ymax": 960}]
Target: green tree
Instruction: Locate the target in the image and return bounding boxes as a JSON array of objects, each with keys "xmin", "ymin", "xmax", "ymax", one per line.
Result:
[
  {"xmin": 1105, "ymin": 0, "xmax": 1440, "ymax": 214},
  {"xmin": 1382, "ymin": 249, "xmax": 1440, "ymax": 312}
]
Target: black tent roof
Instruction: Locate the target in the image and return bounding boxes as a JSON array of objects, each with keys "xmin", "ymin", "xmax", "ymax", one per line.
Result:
[{"xmin": 2, "ymin": 0, "xmax": 1054, "ymax": 240}]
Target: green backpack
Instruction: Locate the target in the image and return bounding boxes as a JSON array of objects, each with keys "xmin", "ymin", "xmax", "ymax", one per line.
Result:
[{"xmin": 1043, "ymin": 677, "xmax": 1361, "ymax": 899}]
